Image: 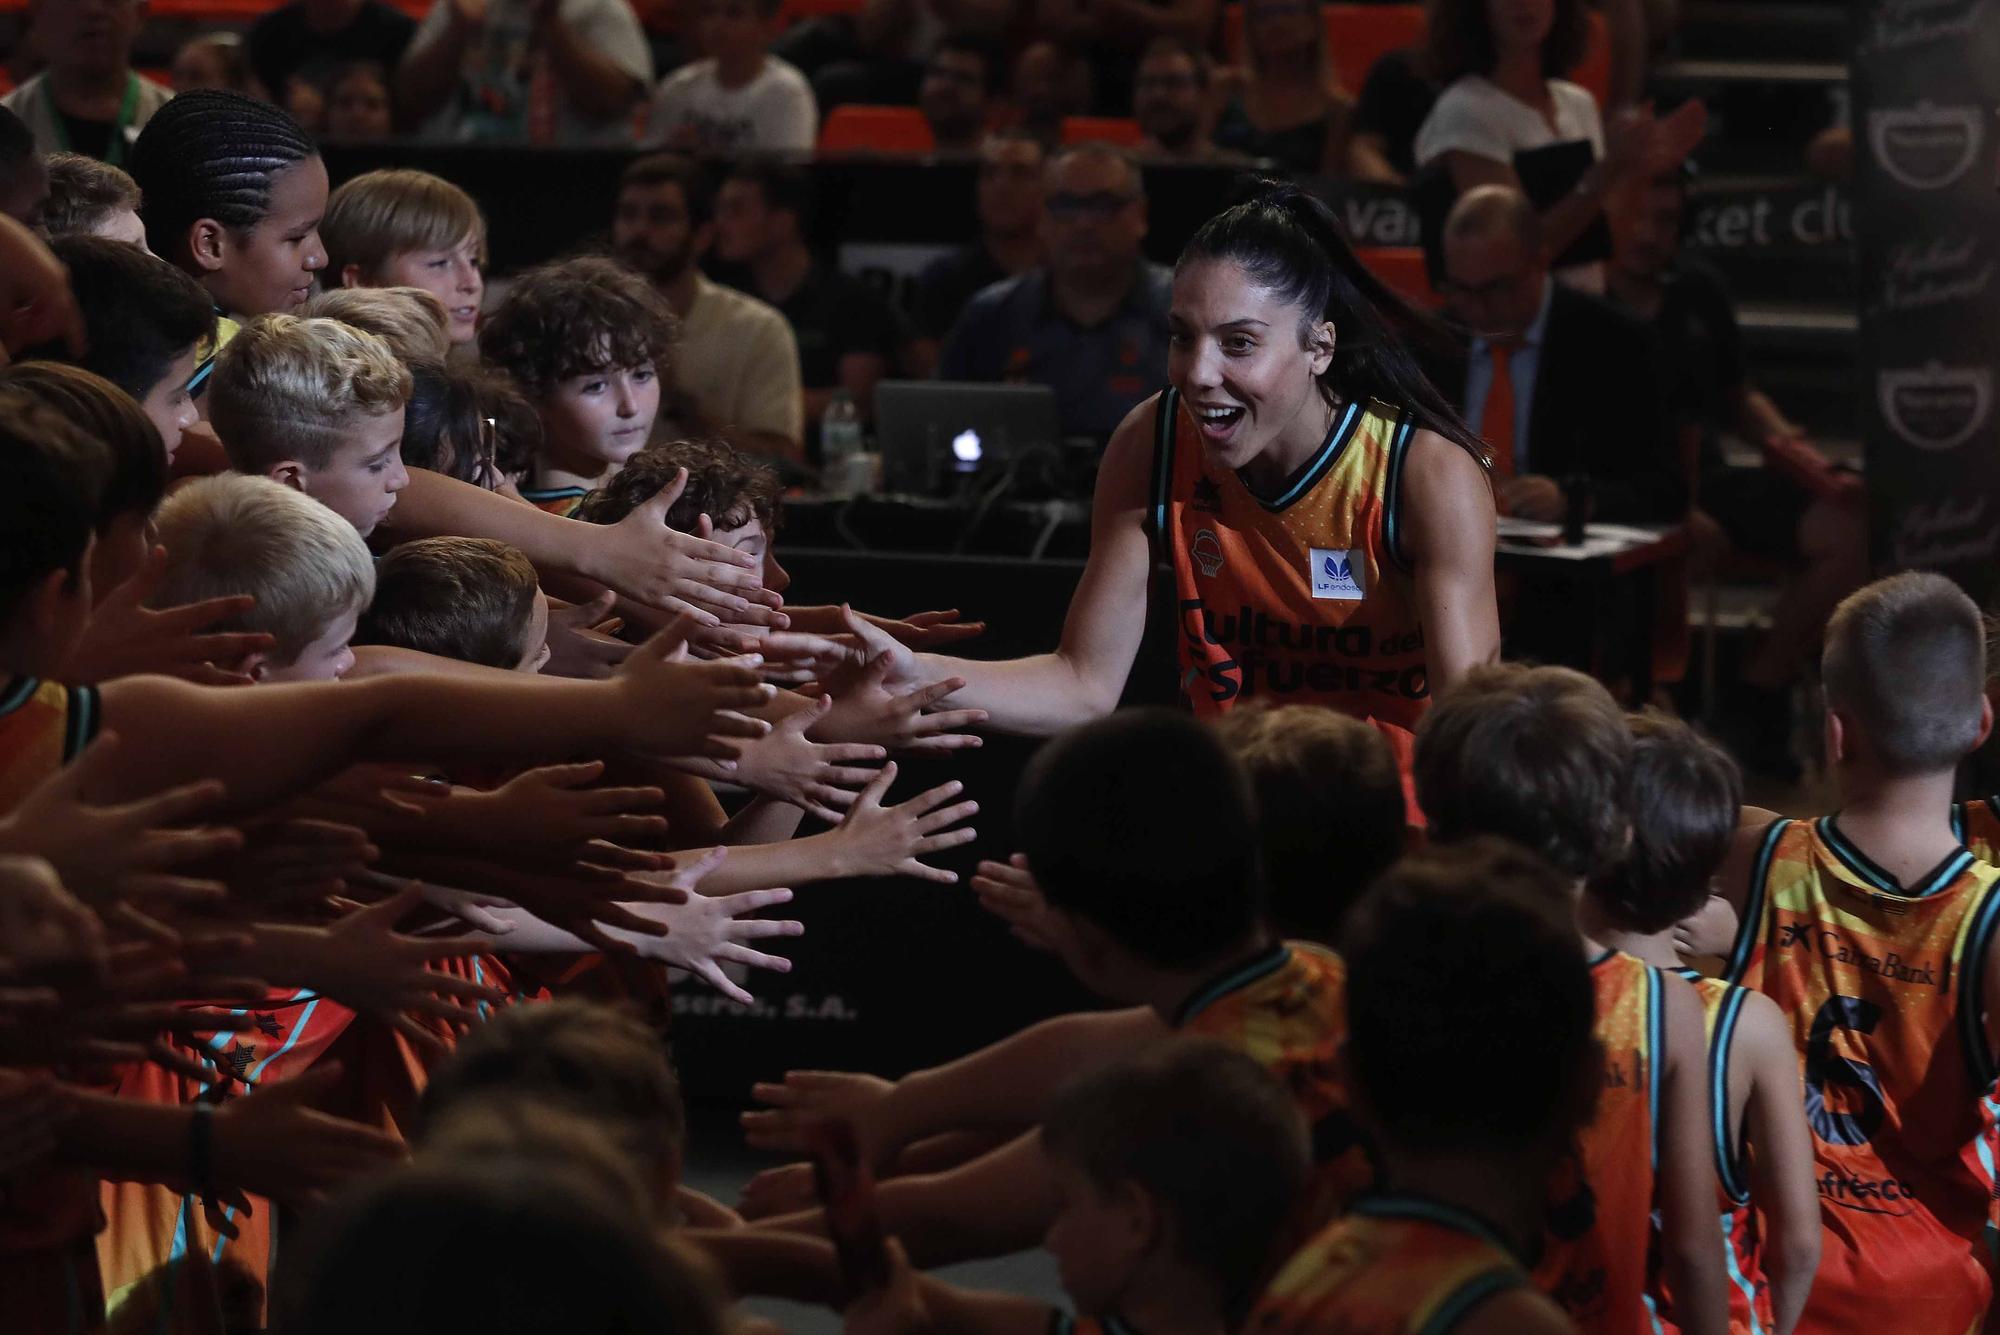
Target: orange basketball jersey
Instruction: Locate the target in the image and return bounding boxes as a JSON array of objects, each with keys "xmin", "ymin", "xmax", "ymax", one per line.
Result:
[
  {"xmin": 1648, "ymin": 970, "xmax": 1772, "ymax": 1335},
  {"xmin": 1175, "ymin": 942, "xmax": 1368, "ymax": 1217},
  {"xmin": 0, "ymin": 676, "xmax": 99, "ymax": 814},
  {"xmin": 1722, "ymin": 816, "xmax": 2000, "ymax": 1335},
  {"xmin": 1535, "ymin": 949, "xmax": 1660, "ymax": 1334},
  {"xmin": 1148, "ymin": 389, "xmax": 1431, "ymax": 816},
  {"xmin": 1248, "ymin": 1195, "xmax": 1536, "ymax": 1335}
]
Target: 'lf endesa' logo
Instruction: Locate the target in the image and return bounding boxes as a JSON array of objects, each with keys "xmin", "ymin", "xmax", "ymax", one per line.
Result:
[
  {"xmin": 1878, "ymin": 363, "xmax": 1992, "ymax": 451},
  {"xmin": 1868, "ymin": 102, "xmax": 1984, "ymax": 190}
]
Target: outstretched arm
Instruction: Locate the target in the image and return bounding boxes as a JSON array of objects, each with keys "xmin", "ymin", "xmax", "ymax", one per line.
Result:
[
  {"xmin": 1402, "ymin": 430, "xmax": 1500, "ymax": 693},
  {"xmin": 843, "ymin": 397, "xmax": 1163, "ymax": 735}
]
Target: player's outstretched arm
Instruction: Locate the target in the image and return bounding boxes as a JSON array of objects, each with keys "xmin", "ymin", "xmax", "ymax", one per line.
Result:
[
  {"xmin": 1656, "ymin": 973, "xmax": 1730, "ymax": 1335},
  {"xmin": 1401, "ymin": 429, "xmax": 1500, "ymax": 694},
  {"xmin": 839, "ymin": 397, "xmax": 1163, "ymax": 736},
  {"xmin": 1736, "ymin": 989, "xmax": 1819, "ymax": 1335},
  {"xmin": 95, "ymin": 624, "xmax": 769, "ymax": 811}
]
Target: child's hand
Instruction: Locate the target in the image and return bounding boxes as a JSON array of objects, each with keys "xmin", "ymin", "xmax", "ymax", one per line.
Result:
[
  {"xmin": 457, "ymin": 854, "xmax": 690, "ymax": 955},
  {"xmin": 543, "ymin": 591, "xmax": 632, "ymax": 680},
  {"xmin": 741, "ymin": 1070, "xmax": 895, "ymax": 1163},
  {"xmin": 619, "ymin": 879, "xmax": 803, "ymax": 1004},
  {"xmin": 220, "ymin": 818, "xmax": 378, "ymax": 911},
  {"xmin": 211, "ymin": 1064, "xmax": 407, "ymax": 1206},
  {"xmin": 866, "ymin": 609, "xmax": 987, "ymax": 651},
  {"xmin": 0, "ymin": 1068, "xmax": 68, "ymax": 1182},
  {"xmin": 279, "ymin": 888, "xmax": 506, "ymax": 1057},
  {"xmin": 723, "ymin": 697, "xmax": 886, "ymax": 823},
  {"xmin": 825, "ymin": 764, "xmax": 978, "ymax": 884},
  {"xmin": 737, "ymin": 1159, "xmax": 819, "ymax": 1220},
  {"xmin": 0, "ymin": 731, "xmax": 241, "ymax": 913},
  {"xmin": 1674, "ymin": 894, "xmax": 1740, "ymax": 963},
  {"xmin": 442, "ymin": 761, "xmax": 670, "ymax": 859},
  {"xmin": 0, "ymin": 854, "xmax": 106, "ymax": 979},
  {"xmin": 843, "ymin": 1239, "xmax": 928, "ymax": 1335},
  {"xmin": 586, "ymin": 469, "xmax": 783, "ymax": 627},
  {"xmin": 60, "ymin": 546, "xmax": 274, "ymax": 687},
  {"xmin": 818, "ymin": 655, "xmax": 987, "ymax": 755},
  {"xmin": 615, "ymin": 616, "xmax": 775, "ymax": 761},
  {"xmin": 970, "ymin": 855, "xmax": 1069, "ymax": 957}
]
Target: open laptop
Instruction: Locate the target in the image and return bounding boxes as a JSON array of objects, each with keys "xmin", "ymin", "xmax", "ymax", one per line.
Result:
[{"xmin": 873, "ymin": 381, "xmax": 1062, "ymax": 495}]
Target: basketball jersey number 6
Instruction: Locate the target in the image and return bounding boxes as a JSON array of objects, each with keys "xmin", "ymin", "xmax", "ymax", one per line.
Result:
[{"xmin": 1804, "ymin": 994, "xmax": 1888, "ymax": 1146}]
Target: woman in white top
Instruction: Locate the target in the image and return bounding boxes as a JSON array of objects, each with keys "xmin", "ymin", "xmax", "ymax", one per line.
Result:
[{"xmin": 1412, "ymin": 0, "xmax": 1649, "ymax": 288}]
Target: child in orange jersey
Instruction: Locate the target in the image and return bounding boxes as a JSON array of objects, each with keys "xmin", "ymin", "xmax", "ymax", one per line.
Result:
[
  {"xmin": 1248, "ymin": 840, "xmax": 1588, "ymax": 1335},
  {"xmin": 742, "ymin": 708, "xmax": 1353, "ymax": 1266},
  {"xmin": 833, "ymin": 1039, "xmax": 1310, "ymax": 1335},
  {"xmin": 1588, "ymin": 713, "xmax": 1819, "ymax": 1334},
  {"xmin": 1705, "ymin": 572, "xmax": 2000, "ymax": 1335},
  {"xmin": 1415, "ymin": 663, "xmax": 1728, "ymax": 1335}
]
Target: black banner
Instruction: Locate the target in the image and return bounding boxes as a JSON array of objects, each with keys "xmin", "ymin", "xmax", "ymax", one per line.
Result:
[{"xmin": 1853, "ymin": 1, "xmax": 2000, "ymax": 599}]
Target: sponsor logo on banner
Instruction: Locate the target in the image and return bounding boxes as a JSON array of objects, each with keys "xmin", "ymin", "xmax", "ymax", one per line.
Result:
[
  {"xmin": 1878, "ymin": 363, "xmax": 1991, "ymax": 451},
  {"xmin": 1893, "ymin": 494, "xmax": 2000, "ymax": 569},
  {"xmin": 1868, "ymin": 103, "xmax": 1985, "ymax": 190},
  {"xmin": 1860, "ymin": 0, "xmax": 1986, "ymax": 53},
  {"xmin": 1875, "ymin": 236, "xmax": 1995, "ymax": 312}
]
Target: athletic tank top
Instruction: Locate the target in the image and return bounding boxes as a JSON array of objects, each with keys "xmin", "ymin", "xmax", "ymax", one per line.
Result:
[
  {"xmin": 1535, "ymin": 949, "xmax": 1661, "ymax": 1334},
  {"xmin": 1148, "ymin": 389, "xmax": 1429, "ymax": 815},
  {"xmin": 1722, "ymin": 817, "xmax": 2000, "ymax": 1335},
  {"xmin": 1249, "ymin": 1195, "xmax": 1536, "ymax": 1335},
  {"xmin": 1647, "ymin": 970, "xmax": 1771, "ymax": 1335},
  {"xmin": 1177, "ymin": 943, "xmax": 1366, "ymax": 1218},
  {"xmin": 0, "ymin": 676, "xmax": 100, "ymax": 814}
]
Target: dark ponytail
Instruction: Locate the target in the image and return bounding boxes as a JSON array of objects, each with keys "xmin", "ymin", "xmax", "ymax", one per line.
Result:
[
  {"xmin": 1178, "ymin": 179, "xmax": 1485, "ymax": 461},
  {"xmin": 130, "ymin": 90, "xmax": 318, "ymax": 260}
]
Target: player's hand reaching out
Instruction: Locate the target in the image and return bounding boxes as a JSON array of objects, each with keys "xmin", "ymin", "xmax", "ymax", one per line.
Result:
[
  {"xmin": 823, "ymin": 765, "xmax": 978, "ymax": 883},
  {"xmin": 60, "ymin": 546, "xmax": 275, "ymax": 686}
]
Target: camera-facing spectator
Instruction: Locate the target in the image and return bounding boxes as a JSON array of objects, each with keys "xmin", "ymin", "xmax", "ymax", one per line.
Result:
[
  {"xmin": 1, "ymin": 0, "xmax": 173, "ymax": 163},
  {"xmin": 938, "ymin": 143, "xmax": 1169, "ymax": 442},
  {"xmin": 170, "ymin": 33, "xmax": 263, "ymax": 96},
  {"xmin": 909, "ymin": 130, "xmax": 1046, "ymax": 373},
  {"xmin": 1133, "ymin": 36, "xmax": 1240, "ymax": 163},
  {"xmin": 643, "ymin": 0, "xmax": 817, "ymax": 154},
  {"xmin": 1031, "ymin": 0, "xmax": 1219, "ymax": 118},
  {"xmin": 325, "ymin": 60, "xmax": 397, "ymax": 142},
  {"xmin": 919, "ymin": 33, "xmax": 1002, "ymax": 154},
  {"xmin": 399, "ymin": 0, "xmax": 654, "ymax": 146},
  {"xmin": 1211, "ymin": 0, "xmax": 1348, "ymax": 175},
  {"xmin": 1012, "ymin": 39, "xmax": 1094, "ymax": 149},
  {"xmin": 250, "ymin": 0, "xmax": 416, "ymax": 111}
]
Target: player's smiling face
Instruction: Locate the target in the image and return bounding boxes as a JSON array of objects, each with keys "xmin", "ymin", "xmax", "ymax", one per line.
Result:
[{"xmin": 1167, "ymin": 258, "xmax": 1335, "ymax": 473}]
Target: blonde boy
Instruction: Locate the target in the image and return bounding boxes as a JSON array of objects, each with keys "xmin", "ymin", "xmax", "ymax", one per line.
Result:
[
  {"xmin": 299, "ymin": 285, "xmax": 453, "ymax": 366},
  {"xmin": 41, "ymin": 153, "xmax": 145, "ymax": 246},
  {"xmin": 322, "ymin": 168, "xmax": 486, "ymax": 347},
  {"xmin": 152, "ymin": 474, "xmax": 377, "ymax": 682},
  {"xmin": 208, "ymin": 314, "xmax": 412, "ymax": 536}
]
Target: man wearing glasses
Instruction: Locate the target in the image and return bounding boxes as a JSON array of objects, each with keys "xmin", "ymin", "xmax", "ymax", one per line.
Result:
[{"xmin": 937, "ymin": 143, "xmax": 1172, "ymax": 442}]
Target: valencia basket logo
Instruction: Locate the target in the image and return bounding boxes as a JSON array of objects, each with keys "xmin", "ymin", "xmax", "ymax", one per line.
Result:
[
  {"xmin": 1868, "ymin": 102, "xmax": 1984, "ymax": 190},
  {"xmin": 1878, "ymin": 363, "xmax": 1992, "ymax": 451}
]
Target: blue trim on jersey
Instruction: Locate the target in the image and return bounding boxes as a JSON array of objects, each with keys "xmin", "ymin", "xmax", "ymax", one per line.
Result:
[
  {"xmin": 518, "ymin": 485, "xmax": 588, "ymax": 509},
  {"xmin": 1725, "ymin": 820, "xmax": 1789, "ymax": 983},
  {"xmin": 1419, "ymin": 1271, "xmax": 1520, "ymax": 1335},
  {"xmin": 1721, "ymin": 1209, "xmax": 1767, "ymax": 1335},
  {"xmin": 1381, "ymin": 407, "xmax": 1416, "ymax": 572},
  {"xmin": 1585, "ymin": 946, "xmax": 1616, "ymax": 968},
  {"xmin": 1955, "ymin": 802, "xmax": 1971, "ymax": 848},
  {"xmin": 1256, "ymin": 399, "xmax": 1363, "ymax": 513},
  {"xmin": 62, "ymin": 684, "xmax": 98, "ymax": 761},
  {"xmin": 1817, "ymin": 816, "xmax": 1974, "ymax": 898},
  {"xmin": 1148, "ymin": 389, "xmax": 1179, "ymax": 542},
  {"xmin": 1172, "ymin": 943, "xmax": 1290, "ymax": 1026},
  {"xmin": 1642, "ymin": 1291, "xmax": 1667, "ymax": 1335},
  {"xmin": 1710, "ymin": 984, "xmax": 1750, "ymax": 1203},
  {"xmin": 1351, "ymin": 1195, "xmax": 1515, "ymax": 1257},
  {"xmin": 0, "ymin": 675, "xmax": 37, "ymax": 715},
  {"xmin": 1646, "ymin": 966, "xmax": 1664, "ymax": 1174},
  {"xmin": 473, "ymin": 956, "xmax": 492, "ymax": 1022},
  {"xmin": 1958, "ymin": 883, "xmax": 2000, "ymax": 1089}
]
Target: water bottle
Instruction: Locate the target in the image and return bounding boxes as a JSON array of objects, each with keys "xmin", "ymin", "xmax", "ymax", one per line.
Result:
[{"xmin": 821, "ymin": 390, "xmax": 865, "ymax": 495}]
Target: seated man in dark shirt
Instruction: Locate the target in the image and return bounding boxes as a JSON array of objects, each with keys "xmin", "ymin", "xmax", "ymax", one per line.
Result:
[
  {"xmin": 250, "ymin": 0, "xmax": 417, "ymax": 117},
  {"xmin": 1432, "ymin": 184, "xmax": 1684, "ymax": 525},
  {"xmin": 937, "ymin": 142, "xmax": 1171, "ymax": 443},
  {"xmin": 1606, "ymin": 167, "xmax": 1866, "ymax": 774},
  {"xmin": 712, "ymin": 160, "xmax": 908, "ymax": 457},
  {"xmin": 909, "ymin": 130, "xmax": 1045, "ymax": 374},
  {"xmin": 919, "ymin": 33, "xmax": 1003, "ymax": 154}
]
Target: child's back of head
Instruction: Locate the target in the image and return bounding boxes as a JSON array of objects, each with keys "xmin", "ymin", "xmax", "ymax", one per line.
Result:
[
  {"xmin": 419, "ymin": 1094, "xmax": 658, "ymax": 1224},
  {"xmin": 1017, "ymin": 708, "xmax": 1264, "ymax": 975},
  {"xmin": 1040, "ymin": 1037, "xmax": 1310, "ymax": 1323},
  {"xmin": 1414, "ymin": 663, "xmax": 1632, "ymax": 881},
  {"xmin": 1823, "ymin": 572, "xmax": 1988, "ymax": 777},
  {"xmin": 1211, "ymin": 703, "xmax": 1405, "ymax": 947},
  {"xmin": 417, "ymin": 1000, "xmax": 687, "ymax": 1212},
  {"xmin": 297, "ymin": 286, "xmax": 452, "ymax": 367},
  {"xmin": 1587, "ymin": 712, "xmax": 1742, "ymax": 935},
  {"xmin": 152, "ymin": 473, "xmax": 376, "ymax": 682},
  {"xmin": 272, "ymin": 1159, "xmax": 726, "ymax": 1335},
  {"xmin": 41, "ymin": 153, "xmax": 143, "ymax": 243},
  {"xmin": 355, "ymin": 536, "xmax": 546, "ymax": 671},
  {"xmin": 1344, "ymin": 839, "xmax": 1599, "ymax": 1158}
]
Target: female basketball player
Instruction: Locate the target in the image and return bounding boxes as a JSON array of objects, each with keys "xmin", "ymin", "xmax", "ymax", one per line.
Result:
[{"xmin": 840, "ymin": 180, "xmax": 1498, "ymax": 792}]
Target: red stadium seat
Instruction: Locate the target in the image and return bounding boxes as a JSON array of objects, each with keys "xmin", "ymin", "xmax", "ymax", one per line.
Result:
[
  {"xmin": 1061, "ymin": 116, "xmax": 1144, "ymax": 147},
  {"xmin": 1353, "ymin": 245, "xmax": 1436, "ymax": 308},
  {"xmin": 818, "ymin": 104, "xmax": 936, "ymax": 153},
  {"xmin": 1220, "ymin": 4, "xmax": 1611, "ymax": 107}
]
